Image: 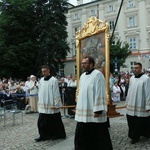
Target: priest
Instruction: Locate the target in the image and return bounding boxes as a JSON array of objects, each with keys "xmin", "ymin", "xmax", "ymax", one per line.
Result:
[
  {"xmin": 74, "ymin": 56, "xmax": 113, "ymax": 150},
  {"xmin": 34, "ymin": 65, "xmax": 66, "ymax": 142},
  {"xmin": 126, "ymin": 62, "xmax": 150, "ymax": 144}
]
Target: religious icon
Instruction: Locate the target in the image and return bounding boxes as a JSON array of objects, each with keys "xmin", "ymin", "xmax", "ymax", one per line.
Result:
[
  {"xmin": 76, "ymin": 17, "xmax": 111, "ymax": 104},
  {"xmin": 80, "ymin": 33, "xmax": 105, "ymax": 73}
]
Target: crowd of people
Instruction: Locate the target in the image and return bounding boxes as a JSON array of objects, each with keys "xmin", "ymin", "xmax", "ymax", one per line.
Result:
[
  {"xmin": 110, "ymin": 68, "xmax": 150, "ymax": 102},
  {"xmin": 0, "ymin": 74, "xmax": 77, "ymax": 112},
  {"xmin": 0, "ymin": 58, "xmax": 150, "ymax": 149}
]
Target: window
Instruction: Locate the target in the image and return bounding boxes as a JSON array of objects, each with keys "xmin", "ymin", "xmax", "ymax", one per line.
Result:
[
  {"xmin": 90, "ymin": 9, "xmax": 95, "ymax": 16},
  {"xmin": 109, "ymin": 21, "xmax": 115, "ymax": 31},
  {"xmin": 129, "ymin": 38, "xmax": 137, "ymax": 50},
  {"xmin": 130, "ymin": 61, "xmax": 136, "ymax": 70},
  {"xmin": 108, "ymin": 4, "xmax": 114, "ymax": 12},
  {"xmin": 74, "ymin": 27, "xmax": 78, "ymax": 33},
  {"xmin": 73, "ymin": 27, "xmax": 79, "ymax": 36},
  {"xmin": 129, "ymin": 17, "xmax": 135, "ymax": 27},
  {"xmin": 128, "ymin": 0, "xmax": 134, "ymax": 8},
  {"xmin": 72, "ymin": 43, "xmax": 76, "ymax": 56},
  {"xmin": 74, "ymin": 13, "xmax": 79, "ymax": 20},
  {"xmin": 74, "ymin": 44, "xmax": 77, "ymax": 55},
  {"xmin": 75, "ymin": 65, "xmax": 77, "ymax": 75}
]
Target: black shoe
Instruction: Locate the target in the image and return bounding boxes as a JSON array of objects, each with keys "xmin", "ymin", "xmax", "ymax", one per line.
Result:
[
  {"xmin": 131, "ymin": 139, "xmax": 139, "ymax": 144},
  {"xmin": 34, "ymin": 137, "xmax": 46, "ymax": 142}
]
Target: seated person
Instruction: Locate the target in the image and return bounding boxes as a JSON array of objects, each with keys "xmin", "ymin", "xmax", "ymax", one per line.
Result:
[
  {"xmin": 3, "ymin": 88, "xmax": 14, "ymax": 109},
  {"xmin": 14, "ymin": 85, "xmax": 26, "ymax": 110},
  {"xmin": 9, "ymin": 81, "xmax": 17, "ymax": 92},
  {"xmin": 0, "ymin": 85, "xmax": 5, "ymax": 107}
]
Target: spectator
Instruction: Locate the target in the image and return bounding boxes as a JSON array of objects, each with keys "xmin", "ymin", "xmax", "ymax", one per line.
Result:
[
  {"xmin": 67, "ymin": 75, "xmax": 77, "ymax": 87},
  {"xmin": 15, "ymin": 85, "xmax": 26, "ymax": 110},
  {"xmin": 124, "ymin": 78, "xmax": 129, "ymax": 96},
  {"xmin": 120, "ymin": 75, "xmax": 125, "ymax": 84},
  {"xmin": 64, "ymin": 75, "xmax": 71, "ymax": 85},
  {"xmin": 119, "ymin": 82, "xmax": 126, "ymax": 101},
  {"xmin": 25, "ymin": 77, "xmax": 30, "ymax": 89},
  {"xmin": 3, "ymin": 88, "xmax": 14, "ymax": 109},
  {"xmin": 112, "ymin": 81, "xmax": 121, "ymax": 102},
  {"xmin": 114, "ymin": 76, "xmax": 119, "ymax": 84},
  {"xmin": 28, "ymin": 75, "xmax": 38, "ymax": 113},
  {"xmin": 9, "ymin": 81, "xmax": 17, "ymax": 93},
  {"xmin": 0, "ymin": 86, "xmax": 5, "ymax": 107},
  {"xmin": 147, "ymin": 68, "xmax": 150, "ymax": 77},
  {"xmin": 59, "ymin": 77, "xmax": 68, "ymax": 87},
  {"xmin": 109, "ymin": 73, "xmax": 115, "ymax": 91}
]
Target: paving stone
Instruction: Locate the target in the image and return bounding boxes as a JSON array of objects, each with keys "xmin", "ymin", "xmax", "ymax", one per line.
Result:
[{"xmin": 0, "ymin": 102, "xmax": 150, "ymax": 150}]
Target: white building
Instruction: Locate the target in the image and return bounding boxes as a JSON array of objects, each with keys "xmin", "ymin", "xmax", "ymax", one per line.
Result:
[{"xmin": 63, "ymin": 0, "xmax": 150, "ymax": 76}]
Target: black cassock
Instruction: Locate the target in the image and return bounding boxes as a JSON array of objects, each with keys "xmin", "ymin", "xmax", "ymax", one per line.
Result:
[
  {"xmin": 38, "ymin": 112, "xmax": 66, "ymax": 140},
  {"xmin": 75, "ymin": 122, "xmax": 113, "ymax": 150},
  {"xmin": 127, "ymin": 115, "xmax": 150, "ymax": 140}
]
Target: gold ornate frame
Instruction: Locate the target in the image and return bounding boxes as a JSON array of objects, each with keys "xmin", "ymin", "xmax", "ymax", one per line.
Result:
[{"xmin": 76, "ymin": 17, "xmax": 111, "ymax": 105}]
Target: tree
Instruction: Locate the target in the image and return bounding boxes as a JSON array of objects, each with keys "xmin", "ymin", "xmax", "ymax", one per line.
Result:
[
  {"xmin": 0, "ymin": 0, "xmax": 69, "ymax": 79},
  {"xmin": 0, "ymin": 0, "xmax": 38, "ymax": 79},
  {"xmin": 34, "ymin": 0, "xmax": 70, "ymax": 76},
  {"xmin": 110, "ymin": 37, "xmax": 131, "ymax": 73}
]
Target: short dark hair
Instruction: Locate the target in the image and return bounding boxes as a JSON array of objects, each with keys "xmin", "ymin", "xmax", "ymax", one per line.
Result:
[
  {"xmin": 134, "ymin": 62, "xmax": 142, "ymax": 68},
  {"xmin": 41, "ymin": 65, "xmax": 50, "ymax": 70},
  {"xmin": 84, "ymin": 56, "xmax": 95, "ymax": 66}
]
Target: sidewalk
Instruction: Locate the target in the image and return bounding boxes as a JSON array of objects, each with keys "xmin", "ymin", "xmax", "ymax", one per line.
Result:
[
  {"xmin": 49, "ymin": 103, "xmax": 150, "ymax": 150},
  {"xmin": 0, "ymin": 101, "xmax": 149, "ymax": 150}
]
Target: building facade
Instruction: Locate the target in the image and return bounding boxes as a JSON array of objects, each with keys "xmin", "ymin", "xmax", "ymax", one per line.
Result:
[{"xmin": 63, "ymin": 0, "xmax": 150, "ymax": 76}]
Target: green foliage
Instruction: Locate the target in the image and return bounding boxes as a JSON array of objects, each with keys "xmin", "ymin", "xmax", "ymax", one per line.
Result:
[
  {"xmin": 34, "ymin": 0, "xmax": 70, "ymax": 76},
  {"xmin": 0, "ymin": 0, "xmax": 38, "ymax": 79},
  {"xmin": 0, "ymin": 0, "xmax": 69, "ymax": 79},
  {"xmin": 110, "ymin": 37, "xmax": 131, "ymax": 73}
]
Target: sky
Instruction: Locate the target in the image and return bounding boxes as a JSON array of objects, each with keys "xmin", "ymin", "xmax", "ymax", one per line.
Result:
[{"xmin": 68, "ymin": 0, "xmax": 91, "ymax": 6}]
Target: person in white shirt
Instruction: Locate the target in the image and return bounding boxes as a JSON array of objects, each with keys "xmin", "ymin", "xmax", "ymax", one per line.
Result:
[
  {"xmin": 25, "ymin": 77, "xmax": 30, "ymax": 89},
  {"xmin": 112, "ymin": 81, "xmax": 121, "ymax": 102},
  {"xmin": 28, "ymin": 75, "xmax": 38, "ymax": 112},
  {"xmin": 64, "ymin": 75, "xmax": 71, "ymax": 85},
  {"xmin": 67, "ymin": 75, "xmax": 77, "ymax": 87},
  {"xmin": 35, "ymin": 65, "xmax": 66, "ymax": 142},
  {"xmin": 126, "ymin": 62, "xmax": 150, "ymax": 144},
  {"xmin": 120, "ymin": 75, "xmax": 125, "ymax": 84},
  {"xmin": 74, "ymin": 56, "xmax": 112, "ymax": 150},
  {"xmin": 9, "ymin": 81, "xmax": 17, "ymax": 93}
]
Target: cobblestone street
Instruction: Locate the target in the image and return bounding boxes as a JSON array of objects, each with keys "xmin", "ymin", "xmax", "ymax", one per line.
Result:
[{"xmin": 0, "ymin": 102, "xmax": 150, "ymax": 150}]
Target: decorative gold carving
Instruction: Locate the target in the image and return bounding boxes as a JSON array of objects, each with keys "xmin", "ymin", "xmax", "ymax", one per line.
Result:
[{"xmin": 76, "ymin": 16, "xmax": 111, "ymax": 105}]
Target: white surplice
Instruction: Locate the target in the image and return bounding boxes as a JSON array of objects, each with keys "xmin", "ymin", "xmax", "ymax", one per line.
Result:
[
  {"xmin": 75, "ymin": 70, "xmax": 107, "ymax": 123},
  {"xmin": 38, "ymin": 77, "xmax": 62, "ymax": 114},
  {"xmin": 126, "ymin": 74, "xmax": 150, "ymax": 117}
]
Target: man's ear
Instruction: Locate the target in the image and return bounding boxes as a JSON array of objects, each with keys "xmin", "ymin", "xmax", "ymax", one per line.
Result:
[{"xmin": 90, "ymin": 63, "xmax": 93, "ymax": 68}]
